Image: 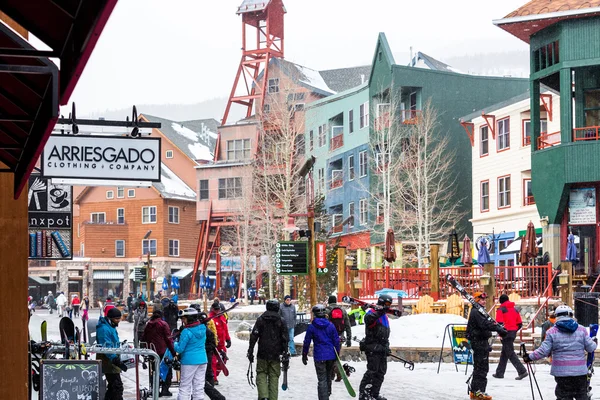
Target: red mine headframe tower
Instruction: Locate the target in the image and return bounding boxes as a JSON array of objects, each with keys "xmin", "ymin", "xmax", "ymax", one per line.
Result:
[{"xmin": 221, "ymin": 0, "xmax": 285, "ymax": 126}]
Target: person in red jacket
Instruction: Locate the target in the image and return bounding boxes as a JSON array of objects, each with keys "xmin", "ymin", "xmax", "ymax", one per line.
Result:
[
  {"xmin": 209, "ymin": 302, "xmax": 231, "ymax": 384},
  {"xmin": 141, "ymin": 309, "xmax": 177, "ymax": 397},
  {"xmin": 493, "ymin": 294, "xmax": 528, "ymax": 380}
]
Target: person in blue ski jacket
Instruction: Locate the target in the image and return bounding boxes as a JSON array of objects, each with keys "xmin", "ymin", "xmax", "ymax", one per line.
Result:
[
  {"xmin": 96, "ymin": 308, "xmax": 128, "ymax": 400},
  {"xmin": 174, "ymin": 307, "xmax": 208, "ymax": 400},
  {"xmin": 302, "ymin": 304, "xmax": 341, "ymax": 400}
]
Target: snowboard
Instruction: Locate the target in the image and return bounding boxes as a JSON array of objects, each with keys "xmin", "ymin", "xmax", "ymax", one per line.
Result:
[
  {"xmin": 342, "ymin": 296, "xmax": 402, "ymax": 317},
  {"xmin": 281, "ymin": 352, "xmax": 290, "ymax": 390},
  {"xmin": 214, "ymin": 349, "xmax": 229, "ymax": 376},
  {"xmin": 334, "ymin": 347, "xmax": 356, "ymax": 397},
  {"xmin": 59, "ymin": 317, "xmax": 75, "ymax": 358},
  {"xmin": 41, "ymin": 320, "xmax": 47, "ymax": 342},
  {"xmin": 87, "ymin": 318, "xmax": 98, "ymax": 345},
  {"xmin": 588, "ymin": 323, "xmax": 598, "ymax": 398}
]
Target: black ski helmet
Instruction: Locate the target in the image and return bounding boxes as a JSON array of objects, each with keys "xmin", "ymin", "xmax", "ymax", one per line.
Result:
[
  {"xmin": 266, "ymin": 299, "xmax": 280, "ymax": 312},
  {"xmin": 377, "ymin": 294, "xmax": 393, "ymax": 307},
  {"xmin": 189, "ymin": 303, "xmax": 202, "ymax": 312},
  {"xmin": 312, "ymin": 304, "xmax": 327, "ymax": 318}
]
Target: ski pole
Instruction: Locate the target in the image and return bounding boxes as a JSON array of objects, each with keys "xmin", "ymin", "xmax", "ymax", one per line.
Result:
[
  {"xmin": 520, "ymin": 343, "xmax": 544, "ymax": 400},
  {"xmin": 247, "ymin": 360, "xmax": 256, "ymax": 388}
]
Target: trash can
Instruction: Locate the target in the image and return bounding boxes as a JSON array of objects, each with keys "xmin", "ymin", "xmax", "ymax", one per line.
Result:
[{"xmin": 574, "ymin": 292, "xmax": 599, "ymax": 327}]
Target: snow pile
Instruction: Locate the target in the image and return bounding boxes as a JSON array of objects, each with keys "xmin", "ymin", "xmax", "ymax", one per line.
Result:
[
  {"xmin": 188, "ymin": 142, "xmax": 213, "ymax": 161},
  {"xmin": 170, "ymin": 122, "xmax": 214, "ymax": 161},
  {"xmin": 295, "ymin": 64, "xmax": 336, "ymax": 95},
  {"xmin": 159, "ymin": 163, "xmax": 196, "ymax": 199}
]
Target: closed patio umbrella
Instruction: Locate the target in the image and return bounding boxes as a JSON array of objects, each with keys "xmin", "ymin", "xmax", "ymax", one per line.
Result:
[
  {"xmin": 519, "ymin": 221, "xmax": 538, "ymax": 265},
  {"xmin": 462, "ymin": 235, "xmax": 473, "ymax": 268},
  {"xmin": 384, "ymin": 228, "xmax": 396, "ymax": 263},
  {"xmin": 567, "ymin": 233, "xmax": 578, "ymax": 265},
  {"xmin": 447, "ymin": 229, "xmax": 461, "ymax": 264},
  {"xmin": 476, "ymin": 237, "xmax": 491, "ymax": 264}
]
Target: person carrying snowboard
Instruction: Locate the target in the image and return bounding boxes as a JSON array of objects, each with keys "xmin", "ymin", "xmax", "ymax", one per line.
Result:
[
  {"xmin": 209, "ymin": 302, "xmax": 231, "ymax": 385},
  {"xmin": 248, "ymin": 299, "xmax": 289, "ymax": 400},
  {"xmin": 493, "ymin": 294, "xmax": 528, "ymax": 380},
  {"xmin": 326, "ymin": 295, "xmax": 352, "ymax": 382},
  {"xmin": 96, "ymin": 308, "xmax": 129, "ymax": 400},
  {"xmin": 523, "ymin": 305, "xmax": 597, "ymax": 400},
  {"xmin": 141, "ymin": 309, "xmax": 176, "ymax": 397},
  {"xmin": 302, "ymin": 304, "xmax": 340, "ymax": 400},
  {"xmin": 467, "ymin": 292, "xmax": 507, "ymax": 400},
  {"xmin": 358, "ymin": 294, "xmax": 393, "ymax": 400}
]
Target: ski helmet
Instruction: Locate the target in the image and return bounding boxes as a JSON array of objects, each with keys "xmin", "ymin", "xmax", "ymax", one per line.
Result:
[
  {"xmin": 312, "ymin": 304, "xmax": 327, "ymax": 318},
  {"xmin": 198, "ymin": 311, "xmax": 208, "ymax": 323},
  {"xmin": 189, "ymin": 303, "xmax": 202, "ymax": 312},
  {"xmin": 178, "ymin": 307, "xmax": 199, "ymax": 322},
  {"xmin": 377, "ymin": 294, "xmax": 393, "ymax": 307},
  {"xmin": 555, "ymin": 305, "xmax": 574, "ymax": 318},
  {"xmin": 266, "ymin": 299, "xmax": 280, "ymax": 312}
]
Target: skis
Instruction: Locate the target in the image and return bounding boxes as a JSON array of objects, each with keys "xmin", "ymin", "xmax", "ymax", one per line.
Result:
[
  {"xmin": 445, "ymin": 274, "xmax": 500, "ymax": 326},
  {"xmin": 41, "ymin": 320, "xmax": 47, "ymax": 342},
  {"xmin": 205, "ymin": 302, "xmax": 239, "ymax": 324},
  {"xmin": 342, "ymin": 296, "xmax": 402, "ymax": 317},
  {"xmin": 214, "ymin": 349, "xmax": 229, "ymax": 376},
  {"xmin": 334, "ymin": 347, "xmax": 356, "ymax": 397},
  {"xmin": 281, "ymin": 352, "xmax": 290, "ymax": 390},
  {"xmin": 588, "ymin": 323, "xmax": 598, "ymax": 398}
]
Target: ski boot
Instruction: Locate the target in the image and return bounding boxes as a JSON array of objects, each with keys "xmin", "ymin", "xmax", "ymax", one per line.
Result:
[{"xmin": 470, "ymin": 391, "xmax": 492, "ymax": 400}]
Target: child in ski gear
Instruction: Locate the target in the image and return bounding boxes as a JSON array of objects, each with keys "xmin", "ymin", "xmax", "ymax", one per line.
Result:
[
  {"xmin": 359, "ymin": 294, "xmax": 393, "ymax": 400},
  {"xmin": 279, "ymin": 295, "xmax": 297, "ymax": 356},
  {"xmin": 523, "ymin": 305, "xmax": 597, "ymax": 400},
  {"xmin": 493, "ymin": 294, "xmax": 528, "ymax": 380},
  {"xmin": 348, "ymin": 304, "xmax": 367, "ymax": 326},
  {"xmin": 326, "ymin": 295, "xmax": 352, "ymax": 382},
  {"xmin": 302, "ymin": 303, "xmax": 340, "ymax": 400},
  {"xmin": 248, "ymin": 299, "xmax": 289, "ymax": 400},
  {"xmin": 209, "ymin": 302, "xmax": 230, "ymax": 384},
  {"xmin": 175, "ymin": 307, "xmax": 208, "ymax": 400},
  {"xmin": 133, "ymin": 301, "xmax": 149, "ymax": 348},
  {"xmin": 467, "ymin": 292, "xmax": 508, "ymax": 400},
  {"xmin": 541, "ymin": 312, "xmax": 557, "ymax": 342},
  {"xmin": 97, "ymin": 308, "xmax": 128, "ymax": 400},
  {"xmin": 141, "ymin": 309, "xmax": 177, "ymax": 397}
]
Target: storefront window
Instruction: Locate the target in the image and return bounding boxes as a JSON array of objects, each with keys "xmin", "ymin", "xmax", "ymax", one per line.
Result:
[{"xmin": 94, "ymin": 280, "xmax": 123, "ymax": 302}]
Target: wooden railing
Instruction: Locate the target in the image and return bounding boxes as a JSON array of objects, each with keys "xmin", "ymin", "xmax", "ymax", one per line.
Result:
[
  {"xmin": 330, "ymin": 179, "xmax": 343, "ymax": 189},
  {"xmin": 402, "ymin": 110, "xmax": 421, "ymax": 125},
  {"xmin": 352, "ymin": 267, "xmax": 431, "ymax": 300},
  {"xmin": 573, "ymin": 126, "xmax": 600, "ymax": 142},
  {"xmin": 332, "ymin": 225, "xmax": 343, "ymax": 233},
  {"xmin": 519, "ymin": 268, "xmax": 559, "ymax": 344},
  {"xmin": 537, "ymin": 131, "xmax": 561, "ymax": 149},
  {"xmin": 524, "ymin": 195, "xmax": 535, "ymax": 206}
]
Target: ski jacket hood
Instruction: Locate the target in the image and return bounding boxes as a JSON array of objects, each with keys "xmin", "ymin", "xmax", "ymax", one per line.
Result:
[
  {"xmin": 174, "ymin": 323, "xmax": 207, "ymax": 365},
  {"xmin": 555, "ymin": 318, "xmax": 579, "ymax": 333},
  {"xmin": 249, "ymin": 310, "xmax": 288, "ymax": 361},
  {"xmin": 302, "ymin": 318, "xmax": 340, "ymax": 361},
  {"xmin": 495, "ymin": 301, "xmax": 523, "ymax": 331}
]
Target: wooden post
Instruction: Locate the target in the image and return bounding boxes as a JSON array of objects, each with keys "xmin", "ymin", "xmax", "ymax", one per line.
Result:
[
  {"xmin": 484, "ymin": 263, "xmax": 496, "ymax": 311},
  {"xmin": 430, "ymin": 244, "xmax": 440, "ymax": 301},
  {"xmin": 561, "ymin": 261, "xmax": 573, "ymax": 308},
  {"xmin": 337, "ymin": 247, "xmax": 346, "ymax": 302},
  {"xmin": 308, "ymin": 212, "xmax": 316, "ymax": 306}
]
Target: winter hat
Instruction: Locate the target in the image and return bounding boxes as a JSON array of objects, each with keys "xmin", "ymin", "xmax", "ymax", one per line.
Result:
[
  {"xmin": 499, "ymin": 294, "xmax": 509, "ymax": 304},
  {"xmin": 152, "ymin": 309, "xmax": 163, "ymax": 319},
  {"xmin": 284, "ymin": 295, "xmax": 292, "ymax": 301},
  {"xmin": 473, "ymin": 292, "xmax": 487, "ymax": 300},
  {"xmin": 211, "ymin": 302, "xmax": 221, "ymax": 310},
  {"xmin": 328, "ymin": 295, "xmax": 337, "ymax": 305},
  {"xmin": 107, "ymin": 308, "xmax": 122, "ymax": 319}
]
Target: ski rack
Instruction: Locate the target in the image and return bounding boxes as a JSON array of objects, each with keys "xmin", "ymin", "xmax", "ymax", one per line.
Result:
[{"xmin": 46, "ymin": 343, "xmax": 161, "ymax": 400}]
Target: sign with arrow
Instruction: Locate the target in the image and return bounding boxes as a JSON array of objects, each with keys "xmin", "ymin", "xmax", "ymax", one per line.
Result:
[{"xmin": 276, "ymin": 241, "xmax": 308, "ymax": 275}]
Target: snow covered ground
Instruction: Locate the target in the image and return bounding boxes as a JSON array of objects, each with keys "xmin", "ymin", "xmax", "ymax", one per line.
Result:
[{"xmin": 29, "ymin": 309, "xmax": 595, "ymax": 400}]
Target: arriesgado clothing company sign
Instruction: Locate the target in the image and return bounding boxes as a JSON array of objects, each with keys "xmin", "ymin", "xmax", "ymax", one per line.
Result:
[{"xmin": 42, "ymin": 135, "xmax": 161, "ymax": 181}]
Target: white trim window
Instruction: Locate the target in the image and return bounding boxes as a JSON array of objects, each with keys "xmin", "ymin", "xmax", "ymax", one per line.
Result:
[
  {"xmin": 168, "ymin": 239, "xmax": 180, "ymax": 257},
  {"xmin": 106, "ymin": 190, "xmax": 114, "ymax": 199},
  {"xmin": 226, "ymin": 139, "xmax": 251, "ymax": 160},
  {"xmin": 359, "ymin": 199, "xmax": 368, "ymax": 226},
  {"xmin": 90, "ymin": 212, "xmax": 105, "ymax": 223},
  {"xmin": 318, "ymin": 168, "xmax": 325, "ymax": 193},
  {"xmin": 480, "ymin": 126, "xmax": 489, "ymax": 156},
  {"xmin": 498, "ymin": 176, "xmax": 511, "ymax": 208},
  {"xmin": 117, "ymin": 187, "xmax": 124, "ymax": 198},
  {"xmin": 480, "ymin": 181, "xmax": 489, "ymax": 212},
  {"xmin": 349, "ymin": 109, "xmax": 354, "ymax": 134},
  {"xmin": 348, "ymin": 155, "xmax": 355, "ymax": 180},
  {"xmin": 142, "ymin": 239, "xmax": 157, "ymax": 256},
  {"xmin": 359, "ymin": 151, "xmax": 368, "ymax": 177},
  {"xmin": 218, "ymin": 178, "xmax": 243, "ymax": 199},
  {"xmin": 318, "ymin": 124, "xmax": 326, "ymax": 147},
  {"xmin": 268, "ymin": 78, "xmax": 279, "ymax": 93},
  {"xmin": 359, "ymin": 102, "xmax": 369, "ymax": 129},
  {"xmin": 348, "ymin": 202, "xmax": 355, "ymax": 227},
  {"xmin": 166, "ymin": 150, "xmax": 174, "ymax": 159},
  {"xmin": 117, "ymin": 208, "xmax": 125, "ymax": 224},
  {"xmin": 128, "ymin": 189, "xmax": 136, "ymax": 198},
  {"xmin": 142, "ymin": 206, "xmax": 157, "ymax": 224},
  {"xmin": 115, "ymin": 240, "xmax": 125, "ymax": 257},
  {"xmin": 376, "ymin": 202, "xmax": 384, "ymax": 223},
  {"xmin": 497, "ymin": 118, "xmax": 510, "ymax": 150},
  {"xmin": 168, "ymin": 206, "xmax": 180, "ymax": 224}
]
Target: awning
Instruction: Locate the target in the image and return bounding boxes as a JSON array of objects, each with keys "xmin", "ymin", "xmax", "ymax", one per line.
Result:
[
  {"xmin": 28, "ymin": 276, "xmax": 53, "ymax": 285},
  {"xmin": 93, "ymin": 270, "xmax": 124, "ymax": 280},
  {"xmin": 172, "ymin": 268, "xmax": 193, "ymax": 278}
]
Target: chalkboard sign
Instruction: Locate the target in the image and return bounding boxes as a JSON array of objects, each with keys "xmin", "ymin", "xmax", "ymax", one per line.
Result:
[{"xmin": 41, "ymin": 360, "xmax": 103, "ymax": 400}]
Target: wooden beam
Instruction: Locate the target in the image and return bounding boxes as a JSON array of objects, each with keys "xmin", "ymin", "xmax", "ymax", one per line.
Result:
[{"xmin": 481, "ymin": 113, "xmax": 496, "ymax": 139}]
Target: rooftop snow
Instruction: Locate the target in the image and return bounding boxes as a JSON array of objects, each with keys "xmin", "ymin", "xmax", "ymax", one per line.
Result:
[
  {"xmin": 171, "ymin": 122, "xmax": 199, "ymax": 142},
  {"xmin": 188, "ymin": 142, "xmax": 213, "ymax": 161},
  {"xmin": 295, "ymin": 64, "xmax": 336, "ymax": 95}
]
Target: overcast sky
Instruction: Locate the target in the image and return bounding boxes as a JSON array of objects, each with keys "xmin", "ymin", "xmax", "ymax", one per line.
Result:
[{"xmin": 60, "ymin": 0, "xmax": 530, "ymax": 116}]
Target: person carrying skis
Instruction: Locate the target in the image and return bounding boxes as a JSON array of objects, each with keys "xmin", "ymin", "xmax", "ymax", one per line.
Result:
[
  {"xmin": 302, "ymin": 303, "xmax": 340, "ymax": 400},
  {"xmin": 493, "ymin": 294, "xmax": 528, "ymax": 380},
  {"xmin": 174, "ymin": 307, "xmax": 208, "ymax": 400},
  {"xmin": 209, "ymin": 302, "xmax": 231, "ymax": 384},
  {"xmin": 279, "ymin": 295, "xmax": 297, "ymax": 356},
  {"xmin": 248, "ymin": 299, "xmax": 289, "ymax": 400},
  {"xmin": 467, "ymin": 292, "xmax": 508, "ymax": 400},
  {"xmin": 522, "ymin": 304, "xmax": 597, "ymax": 400},
  {"xmin": 358, "ymin": 294, "xmax": 393, "ymax": 400},
  {"xmin": 326, "ymin": 295, "xmax": 352, "ymax": 382},
  {"xmin": 133, "ymin": 300, "xmax": 149, "ymax": 348},
  {"xmin": 141, "ymin": 309, "xmax": 176, "ymax": 397},
  {"xmin": 96, "ymin": 308, "xmax": 129, "ymax": 400}
]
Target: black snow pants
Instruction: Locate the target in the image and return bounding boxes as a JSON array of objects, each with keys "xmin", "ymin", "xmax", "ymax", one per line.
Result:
[
  {"xmin": 359, "ymin": 351, "xmax": 387, "ymax": 397},
  {"xmin": 555, "ymin": 374, "xmax": 588, "ymax": 400},
  {"xmin": 470, "ymin": 340, "xmax": 490, "ymax": 394},
  {"xmin": 205, "ymin": 348, "xmax": 225, "ymax": 400},
  {"xmin": 315, "ymin": 359, "xmax": 335, "ymax": 400},
  {"xmin": 105, "ymin": 373, "xmax": 124, "ymax": 400},
  {"xmin": 495, "ymin": 330, "xmax": 527, "ymax": 377}
]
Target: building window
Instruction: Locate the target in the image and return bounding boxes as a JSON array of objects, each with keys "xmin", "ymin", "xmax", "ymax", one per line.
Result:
[
  {"xmin": 318, "ymin": 168, "xmax": 325, "ymax": 193},
  {"xmin": 480, "ymin": 126, "xmax": 489, "ymax": 156},
  {"xmin": 90, "ymin": 212, "xmax": 106, "ymax": 223},
  {"xmin": 117, "ymin": 187, "xmax": 124, "ymax": 198},
  {"xmin": 376, "ymin": 202, "xmax": 384, "ymax": 224},
  {"xmin": 166, "ymin": 150, "xmax": 174, "ymax": 159},
  {"xmin": 359, "ymin": 199, "xmax": 368, "ymax": 225},
  {"xmin": 168, "ymin": 206, "xmax": 180, "ymax": 224},
  {"xmin": 263, "ymin": 103, "xmax": 270, "ymax": 114},
  {"xmin": 218, "ymin": 178, "xmax": 242, "ymax": 199},
  {"xmin": 106, "ymin": 190, "xmax": 114, "ymax": 199},
  {"xmin": 169, "ymin": 239, "xmax": 180, "ymax": 257},
  {"xmin": 115, "ymin": 240, "xmax": 125, "ymax": 257},
  {"xmin": 268, "ymin": 78, "xmax": 279, "ymax": 93},
  {"xmin": 199, "ymin": 180, "xmax": 209, "ymax": 200},
  {"xmin": 359, "ymin": 151, "xmax": 367, "ymax": 177},
  {"xmin": 318, "ymin": 124, "xmax": 326, "ymax": 147},
  {"xmin": 348, "ymin": 202, "xmax": 355, "ymax": 227},
  {"xmin": 142, "ymin": 239, "xmax": 157, "ymax": 256},
  {"xmin": 128, "ymin": 189, "xmax": 135, "ymax": 198},
  {"xmin": 359, "ymin": 102, "xmax": 369, "ymax": 129},
  {"xmin": 348, "ymin": 155, "xmax": 355, "ymax": 180},
  {"xmin": 142, "ymin": 206, "xmax": 157, "ymax": 223},
  {"xmin": 226, "ymin": 139, "xmax": 251, "ymax": 160},
  {"xmin": 523, "ymin": 179, "xmax": 534, "ymax": 206},
  {"xmin": 522, "ymin": 119, "xmax": 547, "ymax": 146},
  {"xmin": 480, "ymin": 181, "xmax": 489, "ymax": 212},
  {"xmin": 498, "ymin": 176, "xmax": 511, "ymax": 208},
  {"xmin": 117, "ymin": 208, "xmax": 125, "ymax": 224},
  {"xmin": 497, "ymin": 118, "xmax": 510, "ymax": 151},
  {"xmin": 349, "ymin": 109, "xmax": 354, "ymax": 133},
  {"xmin": 309, "ymin": 130, "xmax": 314, "ymax": 151}
]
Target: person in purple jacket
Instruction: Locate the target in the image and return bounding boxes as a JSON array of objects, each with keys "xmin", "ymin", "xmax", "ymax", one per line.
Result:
[
  {"xmin": 523, "ymin": 305, "xmax": 597, "ymax": 400},
  {"xmin": 302, "ymin": 304, "xmax": 341, "ymax": 400}
]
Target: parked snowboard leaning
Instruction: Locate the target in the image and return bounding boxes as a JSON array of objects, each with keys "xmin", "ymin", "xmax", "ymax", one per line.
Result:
[{"xmin": 493, "ymin": 294, "xmax": 528, "ymax": 380}]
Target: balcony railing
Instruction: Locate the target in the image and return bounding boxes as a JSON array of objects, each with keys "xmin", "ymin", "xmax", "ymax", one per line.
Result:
[
  {"xmin": 332, "ymin": 225, "xmax": 343, "ymax": 233},
  {"xmin": 401, "ymin": 110, "xmax": 421, "ymax": 125},
  {"xmin": 523, "ymin": 135, "xmax": 531, "ymax": 146},
  {"xmin": 330, "ymin": 134, "xmax": 343, "ymax": 151},
  {"xmin": 375, "ymin": 113, "xmax": 390, "ymax": 131},
  {"xmin": 537, "ymin": 131, "xmax": 560, "ymax": 149},
  {"xmin": 330, "ymin": 178, "xmax": 343, "ymax": 189},
  {"xmin": 573, "ymin": 126, "xmax": 600, "ymax": 142},
  {"xmin": 376, "ymin": 215, "xmax": 384, "ymax": 224},
  {"xmin": 524, "ymin": 195, "xmax": 535, "ymax": 206}
]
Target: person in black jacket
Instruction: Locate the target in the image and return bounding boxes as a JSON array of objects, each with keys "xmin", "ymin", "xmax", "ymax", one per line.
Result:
[
  {"xmin": 359, "ymin": 294, "xmax": 393, "ymax": 400},
  {"xmin": 163, "ymin": 299, "xmax": 179, "ymax": 332},
  {"xmin": 247, "ymin": 299, "xmax": 289, "ymax": 400},
  {"xmin": 126, "ymin": 293, "xmax": 134, "ymax": 323},
  {"xmin": 467, "ymin": 292, "xmax": 508, "ymax": 400}
]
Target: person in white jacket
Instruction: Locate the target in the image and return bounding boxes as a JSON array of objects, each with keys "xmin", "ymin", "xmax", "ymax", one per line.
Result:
[{"xmin": 55, "ymin": 292, "xmax": 67, "ymax": 317}]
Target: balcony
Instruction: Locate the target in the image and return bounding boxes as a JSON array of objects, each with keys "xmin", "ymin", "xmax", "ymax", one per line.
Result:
[
  {"xmin": 330, "ymin": 134, "xmax": 344, "ymax": 151},
  {"xmin": 330, "ymin": 178, "xmax": 343, "ymax": 189},
  {"xmin": 332, "ymin": 224, "xmax": 343, "ymax": 233},
  {"xmin": 537, "ymin": 131, "xmax": 561, "ymax": 149},
  {"xmin": 376, "ymin": 215, "xmax": 384, "ymax": 224},
  {"xmin": 573, "ymin": 126, "xmax": 600, "ymax": 142},
  {"xmin": 374, "ymin": 113, "xmax": 391, "ymax": 131},
  {"xmin": 524, "ymin": 196, "xmax": 535, "ymax": 206},
  {"xmin": 401, "ymin": 110, "xmax": 421, "ymax": 125}
]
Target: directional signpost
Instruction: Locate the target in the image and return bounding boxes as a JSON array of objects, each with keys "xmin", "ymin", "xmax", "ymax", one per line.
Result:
[
  {"xmin": 134, "ymin": 268, "xmax": 146, "ymax": 282},
  {"xmin": 276, "ymin": 241, "xmax": 308, "ymax": 275}
]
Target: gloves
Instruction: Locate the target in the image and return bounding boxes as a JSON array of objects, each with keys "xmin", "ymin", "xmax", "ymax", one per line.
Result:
[
  {"xmin": 302, "ymin": 354, "xmax": 308, "ymax": 366},
  {"xmin": 523, "ymin": 352, "xmax": 531, "ymax": 363},
  {"xmin": 226, "ymin": 339, "xmax": 231, "ymax": 348},
  {"xmin": 386, "ymin": 347, "xmax": 392, "ymax": 356},
  {"xmin": 247, "ymin": 350, "xmax": 254, "ymax": 363},
  {"xmin": 346, "ymin": 339, "xmax": 352, "ymax": 348},
  {"xmin": 361, "ymin": 304, "xmax": 369, "ymax": 311},
  {"xmin": 497, "ymin": 327, "xmax": 508, "ymax": 338},
  {"xmin": 116, "ymin": 361, "xmax": 128, "ymax": 372},
  {"xmin": 220, "ymin": 350, "xmax": 229, "ymax": 362}
]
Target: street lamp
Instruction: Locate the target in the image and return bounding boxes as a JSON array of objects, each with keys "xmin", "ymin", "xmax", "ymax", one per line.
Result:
[{"xmin": 144, "ymin": 230, "xmax": 152, "ymax": 301}]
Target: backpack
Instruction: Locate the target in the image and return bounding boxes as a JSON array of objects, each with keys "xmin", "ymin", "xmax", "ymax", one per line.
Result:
[{"xmin": 330, "ymin": 307, "xmax": 345, "ymax": 334}]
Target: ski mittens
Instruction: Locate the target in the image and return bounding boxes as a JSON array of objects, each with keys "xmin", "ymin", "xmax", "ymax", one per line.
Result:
[
  {"xmin": 497, "ymin": 327, "xmax": 508, "ymax": 338},
  {"xmin": 302, "ymin": 354, "xmax": 308, "ymax": 366},
  {"xmin": 522, "ymin": 352, "xmax": 532, "ymax": 363},
  {"xmin": 116, "ymin": 361, "xmax": 128, "ymax": 372},
  {"xmin": 226, "ymin": 339, "xmax": 232, "ymax": 348}
]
